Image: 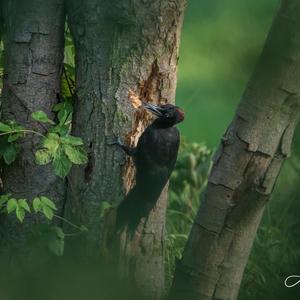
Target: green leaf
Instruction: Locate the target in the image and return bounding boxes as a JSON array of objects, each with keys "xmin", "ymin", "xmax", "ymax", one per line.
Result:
[
  {"xmin": 60, "ymin": 135, "xmax": 83, "ymax": 146},
  {"xmin": 52, "ymin": 103, "xmax": 64, "ymax": 112},
  {"xmin": 16, "ymin": 206, "xmax": 25, "ymax": 222},
  {"xmin": 100, "ymin": 201, "xmax": 112, "ymax": 218},
  {"xmin": 3, "ymin": 143, "xmax": 18, "ymax": 165},
  {"xmin": 43, "ymin": 133, "xmax": 60, "ymax": 155},
  {"xmin": 40, "ymin": 196, "xmax": 57, "ymax": 210},
  {"xmin": 53, "ymin": 102, "xmax": 73, "ymax": 124},
  {"xmin": 63, "ymin": 144, "xmax": 87, "ymax": 165},
  {"xmin": 35, "ymin": 149, "xmax": 51, "ymax": 165},
  {"xmin": 7, "ymin": 198, "xmax": 18, "ymax": 213},
  {"xmin": 52, "ymin": 147, "xmax": 72, "ymax": 178},
  {"xmin": 18, "ymin": 199, "xmax": 31, "ymax": 213},
  {"xmin": 79, "ymin": 225, "xmax": 88, "ymax": 232},
  {"xmin": 8, "ymin": 132, "xmax": 23, "ymax": 142},
  {"xmin": 42, "ymin": 205, "xmax": 54, "ymax": 220},
  {"xmin": 31, "ymin": 111, "xmax": 55, "ymax": 125},
  {"xmin": 0, "ymin": 122, "xmax": 12, "ymax": 132},
  {"xmin": 0, "ymin": 194, "xmax": 10, "ymax": 207},
  {"xmin": 53, "ymin": 226, "xmax": 65, "ymax": 239},
  {"xmin": 33, "ymin": 197, "xmax": 42, "ymax": 213},
  {"xmin": 57, "ymin": 109, "xmax": 69, "ymax": 125},
  {"xmin": 64, "ymin": 63, "xmax": 75, "ymax": 75},
  {"xmin": 48, "ymin": 226, "xmax": 65, "ymax": 256},
  {"xmin": 10, "ymin": 123, "xmax": 25, "ymax": 131},
  {"xmin": 49, "ymin": 125, "xmax": 70, "ymax": 137}
]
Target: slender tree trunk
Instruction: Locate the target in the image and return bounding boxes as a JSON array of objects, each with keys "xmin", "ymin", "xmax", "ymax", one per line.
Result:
[
  {"xmin": 0, "ymin": 0, "xmax": 65, "ymax": 249},
  {"xmin": 66, "ymin": 0, "xmax": 186, "ymax": 297},
  {"xmin": 170, "ymin": 1, "xmax": 300, "ymax": 299}
]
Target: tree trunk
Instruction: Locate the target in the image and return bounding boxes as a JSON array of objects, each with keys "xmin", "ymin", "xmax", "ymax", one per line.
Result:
[
  {"xmin": 0, "ymin": 0, "xmax": 65, "ymax": 249},
  {"xmin": 66, "ymin": 0, "xmax": 186, "ymax": 297},
  {"xmin": 170, "ymin": 1, "xmax": 300, "ymax": 299}
]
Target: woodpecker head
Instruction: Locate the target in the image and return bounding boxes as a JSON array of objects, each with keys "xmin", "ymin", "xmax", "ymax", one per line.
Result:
[{"xmin": 143, "ymin": 102, "xmax": 185, "ymax": 127}]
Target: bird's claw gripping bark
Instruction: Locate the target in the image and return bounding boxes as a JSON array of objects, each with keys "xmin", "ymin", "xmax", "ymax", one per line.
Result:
[
  {"xmin": 107, "ymin": 137, "xmax": 123, "ymax": 147},
  {"xmin": 108, "ymin": 137, "xmax": 136, "ymax": 157}
]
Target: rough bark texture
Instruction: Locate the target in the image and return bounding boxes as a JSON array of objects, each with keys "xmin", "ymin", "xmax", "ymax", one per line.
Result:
[
  {"xmin": 0, "ymin": 0, "xmax": 65, "ymax": 249},
  {"xmin": 170, "ymin": 1, "xmax": 300, "ymax": 299},
  {"xmin": 66, "ymin": 0, "xmax": 186, "ymax": 297}
]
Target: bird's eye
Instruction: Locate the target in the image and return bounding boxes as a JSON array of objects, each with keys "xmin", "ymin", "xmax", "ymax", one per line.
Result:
[{"xmin": 165, "ymin": 113, "xmax": 171, "ymax": 118}]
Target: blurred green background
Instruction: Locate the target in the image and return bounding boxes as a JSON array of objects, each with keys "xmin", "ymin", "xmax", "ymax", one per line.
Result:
[{"xmin": 176, "ymin": 0, "xmax": 278, "ymax": 146}]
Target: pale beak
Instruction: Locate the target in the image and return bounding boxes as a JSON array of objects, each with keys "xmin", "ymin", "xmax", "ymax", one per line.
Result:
[{"xmin": 143, "ymin": 102, "xmax": 164, "ymax": 117}]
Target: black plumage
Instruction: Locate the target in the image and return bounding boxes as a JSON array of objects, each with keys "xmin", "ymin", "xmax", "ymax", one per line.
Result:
[{"xmin": 114, "ymin": 103, "xmax": 185, "ymax": 232}]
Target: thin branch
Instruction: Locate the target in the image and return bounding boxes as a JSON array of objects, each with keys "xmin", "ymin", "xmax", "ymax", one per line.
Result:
[{"xmin": 0, "ymin": 129, "xmax": 45, "ymax": 138}]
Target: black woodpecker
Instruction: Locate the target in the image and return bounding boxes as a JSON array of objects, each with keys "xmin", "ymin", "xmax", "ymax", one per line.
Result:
[{"xmin": 112, "ymin": 102, "xmax": 185, "ymax": 232}]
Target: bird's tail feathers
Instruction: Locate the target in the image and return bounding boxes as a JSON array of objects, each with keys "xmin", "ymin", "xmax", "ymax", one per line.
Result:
[{"xmin": 116, "ymin": 187, "xmax": 155, "ymax": 233}]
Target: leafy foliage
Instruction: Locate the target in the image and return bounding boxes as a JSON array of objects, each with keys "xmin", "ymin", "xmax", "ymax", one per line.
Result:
[
  {"xmin": 6, "ymin": 198, "xmax": 31, "ymax": 222},
  {"xmin": 3, "ymin": 195, "xmax": 56, "ymax": 223},
  {"xmin": 31, "ymin": 107, "xmax": 87, "ymax": 178},
  {"xmin": 0, "ymin": 194, "xmax": 10, "ymax": 210},
  {"xmin": 32, "ymin": 104, "xmax": 87, "ymax": 178},
  {"xmin": 32, "ymin": 196, "xmax": 57, "ymax": 220},
  {"xmin": 0, "ymin": 103, "xmax": 87, "ymax": 178},
  {"xmin": 51, "ymin": 101, "xmax": 73, "ymax": 136},
  {"xmin": 165, "ymin": 141, "xmax": 300, "ymax": 299},
  {"xmin": 240, "ymin": 222, "xmax": 300, "ymax": 300},
  {"xmin": 36, "ymin": 132, "xmax": 87, "ymax": 178},
  {"xmin": 0, "ymin": 193, "xmax": 87, "ymax": 256},
  {"xmin": 32, "ymin": 111, "xmax": 55, "ymax": 125},
  {"xmin": 166, "ymin": 140, "xmax": 212, "ymax": 288},
  {"xmin": 0, "ymin": 120, "xmax": 24, "ymax": 164},
  {"xmin": 239, "ymin": 160, "xmax": 300, "ymax": 300},
  {"xmin": 27, "ymin": 224, "xmax": 66, "ymax": 257},
  {"xmin": 63, "ymin": 26, "xmax": 75, "ymax": 98},
  {"xmin": 0, "ymin": 27, "xmax": 86, "ymax": 258},
  {"xmin": 47, "ymin": 226, "xmax": 65, "ymax": 256}
]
